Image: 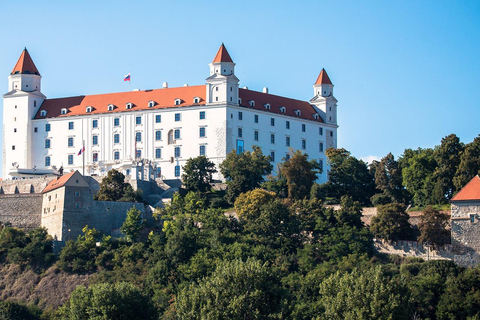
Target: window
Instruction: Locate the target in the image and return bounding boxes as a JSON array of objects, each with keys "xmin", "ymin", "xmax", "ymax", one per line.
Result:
[
  {"xmin": 199, "ymin": 127, "xmax": 206, "ymax": 137},
  {"xmin": 270, "ymin": 151, "xmax": 275, "ymax": 162},
  {"xmin": 174, "ymin": 147, "xmax": 181, "ymax": 158},
  {"xmin": 93, "ymin": 153, "xmax": 98, "ymax": 162},
  {"xmin": 294, "ymin": 110, "xmax": 301, "ymax": 116},
  {"xmin": 136, "ymin": 132, "xmax": 142, "ymax": 142},
  {"xmin": 93, "ymin": 120, "xmax": 98, "ymax": 128},
  {"xmin": 61, "ymin": 108, "xmax": 67, "ymax": 115},
  {"xmin": 330, "ymin": 131, "xmax": 333, "ymax": 137},
  {"xmin": 254, "ymin": 130, "xmax": 259, "ymax": 141},
  {"xmin": 194, "ymin": 97, "xmax": 200, "ymax": 104},
  {"xmin": 155, "ymin": 148, "xmax": 162, "ymax": 159},
  {"xmin": 12, "ymin": 146, "xmax": 15, "ymax": 150},
  {"xmin": 86, "ymin": 106, "xmax": 92, "ymax": 113},
  {"xmin": 286, "ymin": 121, "xmax": 290, "ymax": 129},
  {"xmin": 319, "ymin": 127, "xmax": 323, "ymax": 135},
  {"xmin": 286, "ymin": 136, "xmax": 290, "ymax": 147},
  {"xmin": 285, "ymin": 154, "xmax": 290, "ymax": 161},
  {"xmin": 68, "ymin": 155, "xmax": 73, "ymax": 165},
  {"xmin": 68, "ymin": 137, "xmax": 73, "ymax": 147},
  {"xmin": 271, "ymin": 118, "xmax": 275, "ymax": 126},
  {"xmin": 265, "ymin": 103, "xmax": 271, "ymax": 110},
  {"xmin": 254, "ymin": 115, "xmax": 259, "ymax": 123},
  {"xmin": 302, "ymin": 124, "xmax": 306, "ymax": 132},
  {"xmin": 168, "ymin": 130, "xmax": 174, "ymax": 144},
  {"xmin": 470, "ymin": 214, "xmax": 476, "ymax": 223},
  {"xmin": 114, "ymin": 118, "xmax": 120, "ymax": 126},
  {"xmin": 114, "ymin": 151, "xmax": 120, "ymax": 160},
  {"xmin": 155, "ymin": 115, "xmax": 161, "ymax": 123},
  {"xmin": 126, "ymin": 102, "xmax": 133, "ymax": 109},
  {"xmin": 199, "ymin": 111, "xmax": 205, "ymax": 119},
  {"xmin": 174, "ymin": 129, "xmax": 181, "ymax": 139},
  {"xmin": 313, "ymin": 114, "xmax": 319, "ymax": 120},
  {"xmin": 175, "ymin": 113, "xmax": 181, "ymax": 121},
  {"xmin": 249, "ymin": 100, "xmax": 255, "ymax": 107},
  {"xmin": 68, "ymin": 122, "xmax": 74, "ymax": 130},
  {"xmin": 302, "ymin": 139, "xmax": 306, "ymax": 150},
  {"xmin": 200, "ymin": 145, "xmax": 206, "ymax": 156},
  {"xmin": 175, "ymin": 165, "xmax": 180, "ymax": 177},
  {"xmin": 319, "ymin": 142, "xmax": 324, "ymax": 152},
  {"xmin": 46, "ymin": 124, "xmax": 51, "ymax": 132},
  {"xmin": 45, "ymin": 156, "xmax": 51, "ymax": 166},
  {"xmin": 270, "ymin": 133, "xmax": 275, "ymax": 144},
  {"xmin": 319, "ymin": 159, "xmax": 323, "ymax": 172},
  {"xmin": 75, "ymin": 191, "xmax": 80, "ymax": 197},
  {"xmin": 34, "ymin": 101, "xmax": 36, "ymax": 107},
  {"xmin": 34, "ymin": 127, "xmax": 38, "ymax": 133},
  {"xmin": 40, "ymin": 110, "xmax": 47, "ymax": 116},
  {"xmin": 92, "ymin": 135, "xmax": 99, "ymax": 145},
  {"xmin": 136, "ymin": 116, "xmax": 142, "ymax": 125},
  {"xmin": 238, "ymin": 128, "xmax": 243, "ymax": 138},
  {"xmin": 155, "ymin": 167, "xmax": 161, "ymax": 178},
  {"xmin": 238, "ymin": 112, "xmax": 243, "ymax": 120},
  {"xmin": 236, "ymin": 139, "xmax": 244, "ymax": 154},
  {"xmin": 279, "ymin": 106, "xmax": 286, "ymax": 113},
  {"xmin": 136, "ymin": 149, "xmax": 141, "ymax": 158},
  {"xmin": 148, "ymin": 101, "xmax": 155, "ymax": 108},
  {"xmin": 108, "ymin": 104, "xmax": 115, "ymax": 111},
  {"xmin": 45, "ymin": 139, "xmax": 51, "ymax": 148},
  {"xmin": 155, "ymin": 131, "xmax": 161, "ymax": 141},
  {"xmin": 114, "ymin": 134, "xmax": 120, "ymax": 144},
  {"xmin": 174, "ymin": 98, "xmax": 181, "ymax": 105}
]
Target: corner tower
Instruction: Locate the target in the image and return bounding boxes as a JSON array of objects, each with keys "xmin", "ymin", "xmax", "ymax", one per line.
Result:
[
  {"xmin": 310, "ymin": 68, "xmax": 337, "ymax": 126},
  {"xmin": 3, "ymin": 48, "xmax": 46, "ymax": 177},
  {"xmin": 206, "ymin": 44, "xmax": 239, "ymax": 105}
]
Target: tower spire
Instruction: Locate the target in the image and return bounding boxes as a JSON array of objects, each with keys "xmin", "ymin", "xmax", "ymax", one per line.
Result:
[
  {"xmin": 11, "ymin": 48, "xmax": 40, "ymax": 76},
  {"xmin": 315, "ymin": 68, "xmax": 332, "ymax": 85},
  {"xmin": 212, "ymin": 43, "xmax": 233, "ymax": 63}
]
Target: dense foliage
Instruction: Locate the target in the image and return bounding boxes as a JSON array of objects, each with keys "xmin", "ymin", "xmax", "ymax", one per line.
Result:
[{"xmin": 94, "ymin": 169, "xmax": 142, "ymax": 202}]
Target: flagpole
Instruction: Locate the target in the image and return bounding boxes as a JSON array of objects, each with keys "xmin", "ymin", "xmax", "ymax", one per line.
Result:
[
  {"xmin": 83, "ymin": 139, "xmax": 85, "ymax": 176},
  {"xmin": 129, "ymin": 71, "xmax": 131, "ymax": 91}
]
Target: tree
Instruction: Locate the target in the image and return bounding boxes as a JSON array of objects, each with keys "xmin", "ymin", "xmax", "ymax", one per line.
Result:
[
  {"xmin": 0, "ymin": 301, "xmax": 39, "ymax": 320},
  {"xmin": 175, "ymin": 259, "xmax": 285, "ymax": 319},
  {"xmin": 220, "ymin": 146, "xmax": 273, "ymax": 204},
  {"xmin": 454, "ymin": 135, "xmax": 480, "ymax": 192},
  {"xmin": 323, "ymin": 148, "xmax": 375, "ymax": 205},
  {"xmin": 418, "ymin": 206, "xmax": 450, "ymax": 247},
  {"xmin": 94, "ymin": 169, "xmax": 142, "ymax": 202},
  {"xmin": 58, "ymin": 282, "xmax": 158, "ymax": 320},
  {"xmin": 318, "ymin": 267, "xmax": 410, "ymax": 320},
  {"xmin": 370, "ymin": 203, "xmax": 414, "ymax": 241},
  {"xmin": 234, "ymin": 188, "xmax": 276, "ymax": 221},
  {"xmin": 121, "ymin": 207, "xmax": 143, "ymax": 242},
  {"xmin": 372, "ymin": 153, "xmax": 409, "ymax": 204},
  {"xmin": 433, "ymin": 134, "xmax": 464, "ymax": 201},
  {"xmin": 182, "ymin": 156, "xmax": 217, "ymax": 193},
  {"xmin": 279, "ymin": 150, "xmax": 320, "ymax": 200}
]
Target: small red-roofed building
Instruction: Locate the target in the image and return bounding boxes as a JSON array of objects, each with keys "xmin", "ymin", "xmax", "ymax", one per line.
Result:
[
  {"xmin": 451, "ymin": 175, "xmax": 480, "ymax": 265},
  {"xmin": 3, "ymin": 45, "xmax": 339, "ymax": 182}
]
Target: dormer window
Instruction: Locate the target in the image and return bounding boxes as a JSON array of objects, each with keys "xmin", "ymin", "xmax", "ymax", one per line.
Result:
[
  {"xmin": 264, "ymin": 103, "xmax": 271, "ymax": 110},
  {"xmin": 174, "ymin": 98, "xmax": 182, "ymax": 106},
  {"xmin": 313, "ymin": 114, "xmax": 319, "ymax": 120},
  {"xmin": 193, "ymin": 97, "xmax": 200, "ymax": 104},
  {"xmin": 61, "ymin": 108, "xmax": 67, "ymax": 115},
  {"xmin": 126, "ymin": 102, "xmax": 133, "ymax": 109},
  {"xmin": 148, "ymin": 101, "xmax": 155, "ymax": 108},
  {"xmin": 86, "ymin": 106, "xmax": 93, "ymax": 113},
  {"xmin": 279, "ymin": 106, "xmax": 286, "ymax": 113},
  {"xmin": 108, "ymin": 104, "xmax": 115, "ymax": 111},
  {"xmin": 249, "ymin": 100, "xmax": 255, "ymax": 107},
  {"xmin": 40, "ymin": 110, "xmax": 47, "ymax": 117},
  {"xmin": 294, "ymin": 110, "xmax": 301, "ymax": 116}
]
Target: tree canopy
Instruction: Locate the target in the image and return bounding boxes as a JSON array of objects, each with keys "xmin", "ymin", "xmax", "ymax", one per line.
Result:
[
  {"xmin": 181, "ymin": 156, "xmax": 217, "ymax": 193},
  {"xmin": 94, "ymin": 169, "xmax": 142, "ymax": 202},
  {"xmin": 280, "ymin": 150, "xmax": 320, "ymax": 200}
]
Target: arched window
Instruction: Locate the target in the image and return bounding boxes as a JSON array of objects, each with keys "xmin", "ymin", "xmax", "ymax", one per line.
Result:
[
  {"xmin": 148, "ymin": 101, "xmax": 155, "ymax": 108},
  {"xmin": 86, "ymin": 106, "xmax": 92, "ymax": 113},
  {"xmin": 168, "ymin": 129, "xmax": 174, "ymax": 145},
  {"xmin": 61, "ymin": 108, "xmax": 67, "ymax": 115},
  {"xmin": 40, "ymin": 110, "xmax": 47, "ymax": 117},
  {"xmin": 108, "ymin": 104, "xmax": 115, "ymax": 111}
]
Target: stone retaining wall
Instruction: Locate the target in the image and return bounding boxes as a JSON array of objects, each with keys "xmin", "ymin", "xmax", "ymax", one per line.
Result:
[{"xmin": 0, "ymin": 194, "xmax": 42, "ymax": 230}]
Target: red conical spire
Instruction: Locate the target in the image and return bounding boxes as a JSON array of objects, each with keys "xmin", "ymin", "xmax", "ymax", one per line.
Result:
[
  {"xmin": 11, "ymin": 48, "xmax": 40, "ymax": 76},
  {"xmin": 212, "ymin": 43, "xmax": 233, "ymax": 63},
  {"xmin": 315, "ymin": 68, "xmax": 332, "ymax": 85}
]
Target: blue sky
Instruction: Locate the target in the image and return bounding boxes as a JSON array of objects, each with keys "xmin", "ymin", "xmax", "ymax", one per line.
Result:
[{"xmin": 1, "ymin": 1, "xmax": 479, "ymax": 167}]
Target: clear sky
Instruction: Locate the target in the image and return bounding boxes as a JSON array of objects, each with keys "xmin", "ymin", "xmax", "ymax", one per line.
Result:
[{"xmin": 1, "ymin": 0, "xmax": 479, "ymax": 169}]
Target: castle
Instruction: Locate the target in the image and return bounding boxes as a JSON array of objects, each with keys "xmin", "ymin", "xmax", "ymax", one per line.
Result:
[{"xmin": 3, "ymin": 44, "xmax": 338, "ymax": 181}]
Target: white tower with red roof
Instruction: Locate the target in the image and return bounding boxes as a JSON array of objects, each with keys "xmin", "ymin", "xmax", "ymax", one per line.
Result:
[
  {"xmin": 206, "ymin": 44, "xmax": 239, "ymax": 105},
  {"xmin": 3, "ymin": 48, "xmax": 46, "ymax": 177}
]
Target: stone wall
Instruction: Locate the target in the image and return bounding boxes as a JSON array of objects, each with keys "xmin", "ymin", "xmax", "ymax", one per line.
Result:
[
  {"xmin": 0, "ymin": 176, "xmax": 53, "ymax": 194},
  {"xmin": 0, "ymin": 194, "xmax": 42, "ymax": 230}
]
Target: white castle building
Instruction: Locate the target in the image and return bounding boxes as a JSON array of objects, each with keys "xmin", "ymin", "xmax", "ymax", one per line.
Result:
[{"xmin": 3, "ymin": 45, "xmax": 338, "ymax": 182}]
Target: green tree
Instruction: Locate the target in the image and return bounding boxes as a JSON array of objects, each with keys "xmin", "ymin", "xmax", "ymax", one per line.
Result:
[
  {"xmin": 220, "ymin": 146, "xmax": 273, "ymax": 204},
  {"xmin": 181, "ymin": 156, "xmax": 217, "ymax": 193},
  {"xmin": 317, "ymin": 267, "xmax": 410, "ymax": 320},
  {"xmin": 280, "ymin": 150, "xmax": 320, "ymax": 200},
  {"xmin": 323, "ymin": 148, "xmax": 375, "ymax": 205},
  {"xmin": 94, "ymin": 169, "xmax": 142, "ymax": 202},
  {"xmin": 58, "ymin": 282, "xmax": 158, "ymax": 320},
  {"xmin": 370, "ymin": 203, "xmax": 414, "ymax": 241},
  {"xmin": 121, "ymin": 207, "xmax": 143, "ymax": 242},
  {"xmin": 433, "ymin": 134, "xmax": 464, "ymax": 201},
  {"xmin": 454, "ymin": 135, "xmax": 480, "ymax": 192},
  {"xmin": 57, "ymin": 226, "xmax": 100, "ymax": 273},
  {"xmin": 417, "ymin": 206, "xmax": 450, "ymax": 247},
  {"xmin": 372, "ymin": 153, "xmax": 409, "ymax": 204},
  {"xmin": 234, "ymin": 188, "xmax": 276, "ymax": 221},
  {"xmin": 175, "ymin": 259, "xmax": 285, "ymax": 319},
  {"xmin": 0, "ymin": 301, "xmax": 39, "ymax": 320}
]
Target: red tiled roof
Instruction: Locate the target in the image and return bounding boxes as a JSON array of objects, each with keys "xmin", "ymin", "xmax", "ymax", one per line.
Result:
[
  {"xmin": 239, "ymin": 88, "xmax": 323, "ymax": 123},
  {"xmin": 451, "ymin": 176, "xmax": 480, "ymax": 202},
  {"xmin": 11, "ymin": 48, "xmax": 40, "ymax": 76},
  {"xmin": 212, "ymin": 44, "xmax": 233, "ymax": 63},
  {"xmin": 35, "ymin": 85, "xmax": 206, "ymax": 119},
  {"xmin": 42, "ymin": 171, "xmax": 76, "ymax": 193},
  {"xmin": 315, "ymin": 68, "xmax": 332, "ymax": 85}
]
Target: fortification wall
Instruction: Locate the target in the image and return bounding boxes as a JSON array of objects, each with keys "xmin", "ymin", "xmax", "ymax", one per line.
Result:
[
  {"xmin": 0, "ymin": 177, "xmax": 53, "ymax": 194},
  {"xmin": 0, "ymin": 194, "xmax": 42, "ymax": 230}
]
